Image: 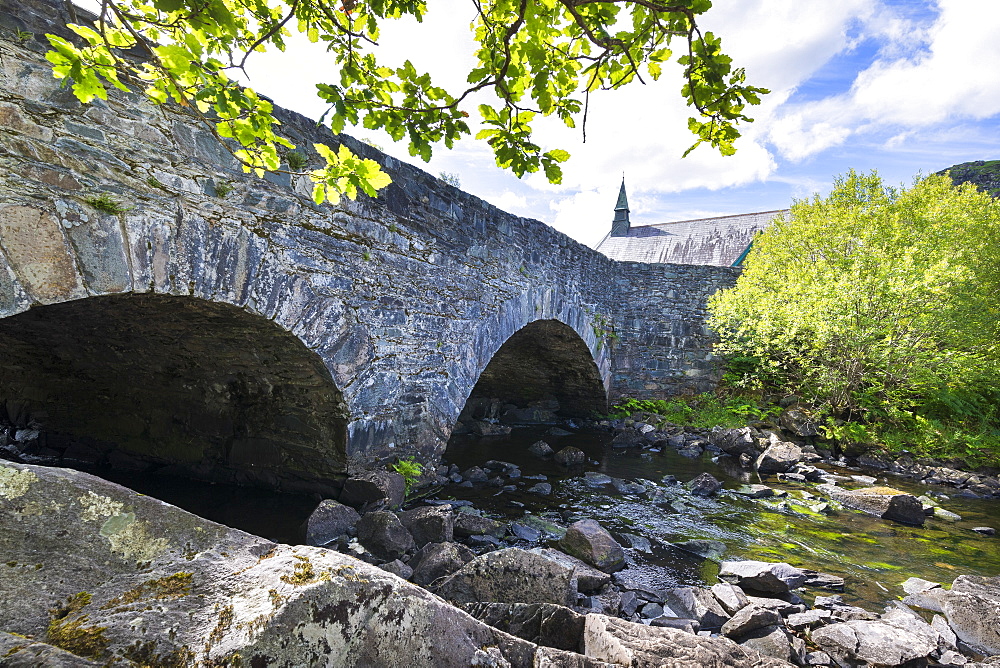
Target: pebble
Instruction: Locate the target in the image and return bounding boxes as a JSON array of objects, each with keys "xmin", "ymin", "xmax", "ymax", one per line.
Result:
[{"xmin": 972, "ymin": 526, "xmax": 996, "ymax": 536}]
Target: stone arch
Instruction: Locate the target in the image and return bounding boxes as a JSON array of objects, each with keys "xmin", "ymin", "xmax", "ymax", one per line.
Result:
[
  {"xmin": 0, "ymin": 294, "xmax": 349, "ymax": 494},
  {"xmin": 0, "ymin": 203, "xmax": 355, "ymax": 493},
  {"xmin": 450, "ymin": 288, "xmax": 612, "ymax": 431}
]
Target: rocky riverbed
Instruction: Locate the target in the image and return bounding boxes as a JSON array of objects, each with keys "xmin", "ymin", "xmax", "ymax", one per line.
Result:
[{"xmin": 3, "ymin": 406, "xmax": 1000, "ymax": 666}]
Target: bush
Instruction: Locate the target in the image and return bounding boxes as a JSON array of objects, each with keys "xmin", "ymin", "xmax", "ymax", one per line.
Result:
[{"xmin": 708, "ymin": 170, "xmax": 1000, "ymax": 465}]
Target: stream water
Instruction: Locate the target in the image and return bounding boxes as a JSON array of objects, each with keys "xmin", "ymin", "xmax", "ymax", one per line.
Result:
[
  {"xmin": 442, "ymin": 426, "xmax": 1000, "ymax": 609},
  {"xmin": 71, "ymin": 425, "xmax": 1000, "ymax": 612}
]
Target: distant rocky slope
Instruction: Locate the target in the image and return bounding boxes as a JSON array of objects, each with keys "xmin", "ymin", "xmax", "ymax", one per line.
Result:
[{"xmin": 937, "ymin": 160, "xmax": 1000, "ymax": 197}]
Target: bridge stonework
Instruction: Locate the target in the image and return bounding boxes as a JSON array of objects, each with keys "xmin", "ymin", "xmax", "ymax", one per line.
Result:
[{"xmin": 0, "ymin": 0, "xmax": 738, "ymax": 491}]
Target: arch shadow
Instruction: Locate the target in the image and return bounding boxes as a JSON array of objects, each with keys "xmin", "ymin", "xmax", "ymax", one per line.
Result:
[{"xmin": 0, "ymin": 294, "xmax": 348, "ymax": 494}]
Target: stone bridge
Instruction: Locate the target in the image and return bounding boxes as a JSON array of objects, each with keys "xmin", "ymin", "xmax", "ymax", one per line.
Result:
[{"xmin": 0, "ymin": 0, "xmax": 738, "ymax": 494}]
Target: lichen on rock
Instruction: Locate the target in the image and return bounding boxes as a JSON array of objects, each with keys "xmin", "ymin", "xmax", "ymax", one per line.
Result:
[
  {"xmin": 0, "ymin": 465, "xmax": 38, "ymax": 499},
  {"xmin": 99, "ymin": 512, "xmax": 170, "ymax": 562}
]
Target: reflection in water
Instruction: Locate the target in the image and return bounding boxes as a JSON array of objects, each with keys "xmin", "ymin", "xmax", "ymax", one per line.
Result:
[{"xmin": 444, "ymin": 426, "xmax": 1000, "ymax": 608}]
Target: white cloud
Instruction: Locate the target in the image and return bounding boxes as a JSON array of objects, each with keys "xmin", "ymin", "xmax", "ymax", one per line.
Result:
[{"xmin": 768, "ymin": 0, "xmax": 1000, "ymax": 161}]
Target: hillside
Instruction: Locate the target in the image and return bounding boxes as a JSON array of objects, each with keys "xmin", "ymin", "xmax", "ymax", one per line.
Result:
[{"xmin": 937, "ymin": 159, "xmax": 1000, "ymax": 197}]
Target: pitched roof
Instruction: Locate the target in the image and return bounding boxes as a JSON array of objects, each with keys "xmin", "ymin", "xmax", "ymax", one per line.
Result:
[{"xmin": 595, "ymin": 209, "xmax": 787, "ymax": 267}]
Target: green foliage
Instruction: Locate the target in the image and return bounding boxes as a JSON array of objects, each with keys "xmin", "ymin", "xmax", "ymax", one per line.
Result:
[
  {"xmin": 214, "ymin": 181, "xmax": 233, "ymax": 198},
  {"xmin": 84, "ymin": 194, "xmax": 128, "ymax": 214},
  {"xmin": 438, "ymin": 171, "xmax": 461, "ymax": 188},
  {"xmin": 145, "ymin": 176, "xmax": 165, "ymax": 189},
  {"xmin": 286, "ymin": 151, "xmax": 308, "ymax": 170},
  {"xmin": 392, "ymin": 456, "xmax": 423, "ymax": 496},
  {"xmin": 45, "ymin": 0, "xmax": 765, "ymax": 202},
  {"xmin": 709, "ymin": 170, "xmax": 1000, "ymax": 465},
  {"xmin": 608, "ymin": 393, "xmax": 777, "ymax": 429},
  {"xmin": 14, "ymin": 29, "xmax": 33, "ymax": 43}
]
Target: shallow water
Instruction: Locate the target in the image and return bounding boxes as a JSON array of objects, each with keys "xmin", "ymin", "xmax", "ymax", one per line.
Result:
[{"xmin": 443, "ymin": 426, "xmax": 1000, "ymax": 608}]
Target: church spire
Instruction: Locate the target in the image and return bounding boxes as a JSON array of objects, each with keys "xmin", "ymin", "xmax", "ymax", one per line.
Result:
[{"xmin": 611, "ymin": 177, "xmax": 630, "ymax": 237}]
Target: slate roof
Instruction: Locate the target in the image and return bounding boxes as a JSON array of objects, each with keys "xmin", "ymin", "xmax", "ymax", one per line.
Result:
[{"xmin": 595, "ymin": 209, "xmax": 787, "ymax": 267}]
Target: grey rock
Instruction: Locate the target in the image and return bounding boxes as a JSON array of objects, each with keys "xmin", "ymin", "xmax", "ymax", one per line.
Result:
[
  {"xmin": 583, "ymin": 614, "xmax": 794, "ymax": 667},
  {"xmin": 649, "ymin": 617, "xmax": 701, "ymax": 634},
  {"xmin": 718, "ymin": 560, "xmax": 807, "ymax": 594},
  {"xmin": 738, "ymin": 624, "xmax": 798, "ymax": 664},
  {"xmin": 378, "ymin": 558, "xmax": 414, "ymax": 580},
  {"xmin": 339, "ymin": 470, "xmax": 406, "ymax": 510},
  {"xmin": 462, "ymin": 466, "xmax": 490, "ymax": 483},
  {"xmin": 356, "ymin": 510, "xmax": 415, "ymax": 561},
  {"xmin": 553, "ymin": 446, "xmax": 586, "ymax": 466},
  {"xmin": 818, "ymin": 484, "xmax": 925, "ymax": 526},
  {"xmin": 779, "ymin": 408, "xmax": 819, "ymax": 437},
  {"xmin": 811, "ymin": 610, "xmax": 941, "ymax": 666},
  {"xmin": 461, "ymin": 602, "xmax": 586, "ymax": 653},
  {"xmin": 934, "ymin": 506, "xmax": 963, "ymax": 522},
  {"xmin": 527, "ymin": 482, "xmax": 552, "ymax": 495},
  {"xmin": 409, "ymin": 541, "xmax": 475, "ymax": 586},
  {"xmin": 454, "ymin": 513, "xmax": 505, "ymax": 538},
  {"xmin": 528, "ymin": 440, "xmax": 555, "ymax": 458},
  {"xmin": 558, "ymin": 519, "xmax": 626, "ymax": 573},
  {"xmin": 640, "ymin": 602, "xmax": 664, "ymax": 618},
  {"xmin": 582, "ymin": 472, "xmax": 612, "ymax": 487},
  {"xmin": 611, "ymin": 478, "xmax": 647, "ymax": 495},
  {"xmin": 709, "ymin": 426, "xmax": 763, "ymax": 458},
  {"xmin": 0, "ymin": 631, "xmax": 100, "ymax": 667},
  {"xmin": 734, "ymin": 484, "xmax": 775, "ymax": 498},
  {"xmin": 510, "ymin": 522, "xmax": 542, "ymax": 542},
  {"xmin": 531, "ymin": 548, "xmax": 611, "ymax": 594},
  {"xmin": 0, "ymin": 462, "xmax": 578, "ymax": 667},
  {"xmin": 621, "ymin": 533, "xmax": 652, "ymax": 553},
  {"xmin": 746, "ymin": 596, "xmax": 807, "ymax": 617},
  {"xmin": 939, "ymin": 574, "xmax": 1000, "ymax": 656},
  {"xmin": 661, "ymin": 586, "xmax": 731, "ymax": 630},
  {"xmin": 435, "ymin": 548, "xmax": 577, "ymax": 607},
  {"xmin": 755, "ymin": 440, "xmax": 802, "ymax": 474},
  {"xmin": 972, "ymin": 526, "xmax": 996, "ymax": 535},
  {"xmin": 400, "ymin": 505, "xmax": 455, "ymax": 546},
  {"xmin": 674, "ymin": 539, "xmax": 726, "ymax": 560},
  {"xmin": 721, "ymin": 604, "xmax": 782, "ymax": 638},
  {"xmin": 687, "ymin": 472, "xmax": 723, "ymax": 496},
  {"xmin": 803, "ymin": 650, "xmax": 832, "ymax": 665},
  {"xmin": 711, "ymin": 583, "xmax": 750, "ymax": 615},
  {"xmin": 801, "ymin": 569, "xmax": 845, "ymax": 591},
  {"xmin": 901, "ymin": 577, "xmax": 942, "ymax": 595},
  {"xmin": 785, "ymin": 609, "xmax": 831, "ymax": 631},
  {"xmin": 304, "ymin": 498, "xmax": 361, "ymax": 547}
]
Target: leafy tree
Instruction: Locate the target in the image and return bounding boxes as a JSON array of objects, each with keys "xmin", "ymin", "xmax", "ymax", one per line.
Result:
[
  {"xmin": 45, "ymin": 0, "xmax": 767, "ymax": 204},
  {"xmin": 708, "ymin": 170, "xmax": 1000, "ymax": 462}
]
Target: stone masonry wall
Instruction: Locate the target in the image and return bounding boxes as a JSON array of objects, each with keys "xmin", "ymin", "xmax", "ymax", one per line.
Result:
[{"xmin": 0, "ymin": 0, "xmax": 737, "ymax": 479}]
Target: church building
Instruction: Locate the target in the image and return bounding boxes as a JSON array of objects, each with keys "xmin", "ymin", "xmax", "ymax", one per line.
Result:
[{"xmin": 594, "ymin": 180, "xmax": 786, "ymax": 267}]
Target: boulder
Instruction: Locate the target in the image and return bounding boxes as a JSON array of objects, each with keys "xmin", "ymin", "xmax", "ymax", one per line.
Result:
[
  {"xmin": 527, "ymin": 482, "xmax": 552, "ymax": 495},
  {"xmin": 470, "ymin": 420, "xmax": 512, "ymax": 436},
  {"xmin": 938, "ymin": 575, "xmax": 1000, "ymax": 656},
  {"xmin": 553, "ymin": 446, "xmax": 587, "ymax": 466},
  {"xmin": 687, "ymin": 472, "xmax": 723, "ymax": 496},
  {"xmin": 709, "ymin": 426, "xmax": 765, "ymax": 459},
  {"xmin": 818, "ymin": 484, "xmax": 925, "ymax": 526},
  {"xmin": 755, "ymin": 440, "xmax": 802, "ymax": 474},
  {"xmin": 462, "ymin": 602, "xmax": 586, "ymax": 653},
  {"xmin": 400, "ymin": 505, "xmax": 454, "ymax": 546},
  {"xmin": 811, "ymin": 610, "xmax": 941, "ymax": 666},
  {"xmin": 558, "ymin": 519, "xmax": 626, "ymax": 573},
  {"xmin": 528, "ymin": 440, "xmax": 555, "ymax": 458},
  {"xmin": 718, "ymin": 560, "xmax": 807, "ymax": 594},
  {"xmin": 779, "ymin": 408, "xmax": 819, "ymax": 437},
  {"xmin": 674, "ymin": 539, "xmax": 727, "ymax": 560},
  {"xmin": 721, "ymin": 604, "xmax": 782, "ymax": 638},
  {"xmin": 435, "ymin": 548, "xmax": 577, "ymax": 607},
  {"xmin": 583, "ymin": 614, "xmax": 793, "ymax": 667},
  {"xmin": 661, "ymin": 586, "xmax": 731, "ymax": 630},
  {"xmin": 453, "ymin": 513, "xmax": 505, "ymax": 538},
  {"xmin": 355, "ymin": 510, "xmax": 415, "ymax": 561},
  {"xmin": 531, "ymin": 548, "xmax": 612, "ymax": 594},
  {"xmin": 711, "ymin": 583, "xmax": 750, "ymax": 616},
  {"xmin": 462, "ymin": 466, "xmax": 490, "ymax": 483},
  {"xmin": 0, "ymin": 631, "xmax": 100, "ymax": 667},
  {"xmin": 378, "ymin": 559, "xmax": 413, "ymax": 580},
  {"xmin": 0, "ymin": 462, "xmax": 579, "ymax": 666},
  {"xmin": 738, "ymin": 625, "xmax": 799, "ymax": 665},
  {"xmin": 409, "ymin": 541, "xmax": 475, "ymax": 586},
  {"xmin": 339, "ymin": 470, "xmax": 406, "ymax": 510},
  {"xmin": 304, "ymin": 499, "xmax": 361, "ymax": 547}
]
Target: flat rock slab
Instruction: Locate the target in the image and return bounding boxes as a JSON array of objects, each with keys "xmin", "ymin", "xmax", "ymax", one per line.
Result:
[
  {"xmin": 583, "ymin": 614, "xmax": 793, "ymax": 667},
  {"xmin": 818, "ymin": 484, "xmax": 925, "ymax": 526},
  {"xmin": 435, "ymin": 547, "xmax": 577, "ymax": 607},
  {"xmin": 939, "ymin": 575, "xmax": 1000, "ymax": 656},
  {"xmin": 0, "ymin": 462, "xmax": 554, "ymax": 667},
  {"xmin": 718, "ymin": 560, "xmax": 807, "ymax": 594}
]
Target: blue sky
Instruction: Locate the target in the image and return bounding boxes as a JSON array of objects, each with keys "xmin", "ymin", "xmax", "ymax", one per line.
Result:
[{"xmin": 76, "ymin": 0, "xmax": 1000, "ymax": 247}]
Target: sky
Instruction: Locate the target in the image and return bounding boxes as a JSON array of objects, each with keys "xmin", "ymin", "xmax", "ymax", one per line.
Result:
[{"xmin": 77, "ymin": 0, "xmax": 1000, "ymax": 247}]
